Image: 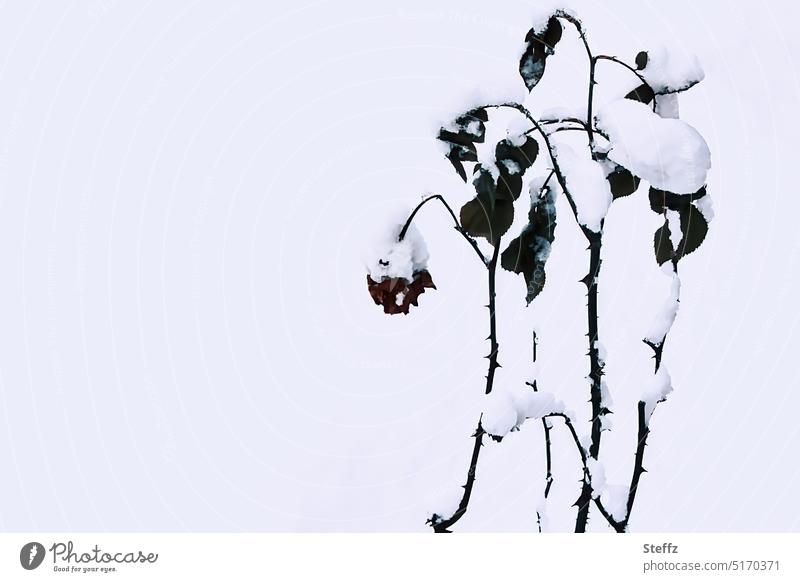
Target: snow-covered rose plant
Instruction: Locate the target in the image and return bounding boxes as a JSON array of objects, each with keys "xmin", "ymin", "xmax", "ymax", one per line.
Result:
[{"xmin": 366, "ymin": 7, "xmax": 711, "ymax": 532}]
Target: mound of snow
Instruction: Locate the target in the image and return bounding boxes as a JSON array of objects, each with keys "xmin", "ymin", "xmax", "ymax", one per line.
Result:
[
  {"xmin": 596, "ymin": 99, "xmax": 710, "ymax": 194},
  {"xmin": 366, "ymin": 222, "xmax": 429, "ymax": 283},
  {"xmin": 640, "ymin": 45, "xmax": 705, "ymax": 94}
]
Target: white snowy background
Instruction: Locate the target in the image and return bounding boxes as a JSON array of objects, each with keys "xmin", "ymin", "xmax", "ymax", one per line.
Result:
[{"xmin": 0, "ymin": 0, "xmax": 797, "ymax": 532}]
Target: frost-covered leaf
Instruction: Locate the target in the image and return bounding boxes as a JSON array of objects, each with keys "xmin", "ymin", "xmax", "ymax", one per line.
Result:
[
  {"xmin": 519, "ymin": 17, "xmax": 563, "ymax": 91},
  {"xmin": 460, "ymin": 197, "xmax": 514, "ymax": 244},
  {"xmin": 437, "ymin": 108, "xmax": 488, "ymax": 181},
  {"xmin": 596, "ymin": 99, "xmax": 710, "ymax": 194},
  {"xmin": 495, "ymin": 136, "xmax": 539, "ymax": 176},
  {"xmin": 494, "ymin": 136, "xmax": 539, "ymax": 200},
  {"xmin": 500, "ymin": 182, "xmax": 556, "ymax": 303}
]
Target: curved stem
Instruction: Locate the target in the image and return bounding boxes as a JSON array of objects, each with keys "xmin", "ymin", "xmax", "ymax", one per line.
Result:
[
  {"xmin": 556, "ymin": 11, "xmax": 593, "ymax": 63},
  {"xmin": 546, "ymin": 125, "xmax": 609, "ymax": 141},
  {"xmin": 430, "ymin": 244, "xmax": 502, "ymax": 533},
  {"xmin": 399, "ymin": 194, "xmax": 487, "ymax": 266},
  {"xmin": 595, "ymin": 55, "xmax": 658, "ymax": 112},
  {"xmin": 538, "ymin": 117, "xmax": 589, "ymax": 129},
  {"xmin": 553, "ymin": 11, "xmax": 595, "ymax": 144},
  {"xmin": 485, "ymin": 103, "xmax": 589, "ymax": 237}
]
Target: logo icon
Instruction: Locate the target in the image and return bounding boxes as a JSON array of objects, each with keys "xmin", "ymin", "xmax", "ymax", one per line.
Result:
[{"xmin": 20, "ymin": 542, "xmax": 46, "ymax": 570}]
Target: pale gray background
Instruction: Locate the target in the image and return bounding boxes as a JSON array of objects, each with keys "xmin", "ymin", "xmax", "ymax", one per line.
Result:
[{"xmin": 0, "ymin": 0, "xmax": 797, "ymax": 531}]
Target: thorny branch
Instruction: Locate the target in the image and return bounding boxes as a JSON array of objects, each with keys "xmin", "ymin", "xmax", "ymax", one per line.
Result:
[
  {"xmin": 529, "ymin": 332, "xmax": 553, "ymax": 532},
  {"xmin": 621, "ymin": 264, "xmax": 679, "ymax": 530},
  {"xmin": 430, "ymin": 244, "xmax": 502, "ymax": 533},
  {"xmin": 425, "ymin": 13, "xmax": 678, "ymax": 533}
]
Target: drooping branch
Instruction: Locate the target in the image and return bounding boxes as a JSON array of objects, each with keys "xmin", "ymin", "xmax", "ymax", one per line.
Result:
[
  {"xmin": 398, "ymin": 194, "xmax": 487, "ymax": 266},
  {"xmin": 484, "ymin": 103, "xmax": 591, "ymax": 239},
  {"xmin": 551, "ymin": 11, "xmax": 596, "ymax": 144}
]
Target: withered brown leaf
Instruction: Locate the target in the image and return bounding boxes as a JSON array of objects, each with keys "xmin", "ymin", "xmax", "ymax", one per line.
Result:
[{"xmin": 367, "ymin": 270, "xmax": 436, "ymax": 315}]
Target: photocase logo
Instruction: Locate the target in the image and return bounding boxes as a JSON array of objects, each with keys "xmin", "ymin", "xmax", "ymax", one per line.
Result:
[{"xmin": 20, "ymin": 542, "xmax": 46, "ymax": 570}]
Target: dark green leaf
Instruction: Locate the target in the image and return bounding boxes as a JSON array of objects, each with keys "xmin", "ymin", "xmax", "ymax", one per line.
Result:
[
  {"xmin": 649, "ymin": 186, "xmax": 707, "ymax": 213},
  {"xmin": 495, "ymin": 172, "xmax": 523, "ymax": 202},
  {"xmin": 444, "ymin": 146, "xmax": 473, "ymax": 181},
  {"xmin": 495, "ymin": 137, "xmax": 539, "ymax": 173},
  {"xmin": 519, "ymin": 17, "xmax": 563, "ymax": 91},
  {"xmin": 651, "ymin": 190, "xmax": 710, "ymax": 266},
  {"xmin": 437, "ymin": 108, "xmax": 488, "ymax": 182},
  {"xmin": 494, "ymin": 137, "xmax": 539, "ymax": 201},
  {"xmin": 625, "ymin": 83, "xmax": 655, "ymax": 105},
  {"xmin": 654, "ymin": 220, "xmax": 674, "ymax": 266},
  {"xmin": 606, "ymin": 165, "xmax": 640, "ymax": 199},
  {"xmin": 472, "ymin": 165, "xmax": 497, "ymax": 210},
  {"xmin": 500, "ymin": 184, "xmax": 557, "ymax": 303},
  {"xmin": 460, "ymin": 197, "xmax": 514, "ymax": 244},
  {"xmin": 676, "ymin": 205, "xmax": 708, "ymax": 259},
  {"xmin": 635, "ymin": 51, "xmax": 648, "ymax": 70}
]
